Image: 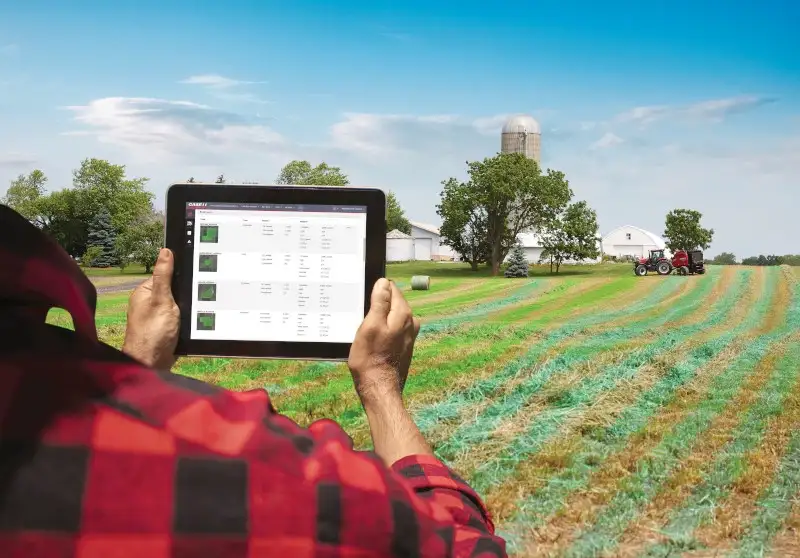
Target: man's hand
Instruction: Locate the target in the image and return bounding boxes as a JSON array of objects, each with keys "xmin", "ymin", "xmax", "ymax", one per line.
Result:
[
  {"xmin": 348, "ymin": 278, "xmax": 421, "ymax": 405},
  {"xmin": 122, "ymin": 248, "xmax": 180, "ymax": 371},
  {"xmin": 348, "ymin": 278, "xmax": 431, "ymax": 466}
]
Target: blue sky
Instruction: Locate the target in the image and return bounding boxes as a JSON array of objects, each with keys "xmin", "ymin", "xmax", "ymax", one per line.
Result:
[{"xmin": 1, "ymin": 0, "xmax": 798, "ymax": 256}]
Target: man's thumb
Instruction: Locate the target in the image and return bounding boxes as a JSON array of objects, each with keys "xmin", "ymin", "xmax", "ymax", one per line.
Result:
[
  {"xmin": 151, "ymin": 248, "xmax": 175, "ymax": 305},
  {"xmin": 368, "ymin": 278, "xmax": 392, "ymax": 318}
]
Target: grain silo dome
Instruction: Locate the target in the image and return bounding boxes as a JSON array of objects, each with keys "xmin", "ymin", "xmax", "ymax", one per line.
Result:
[
  {"xmin": 502, "ymin": 115, "xmax": 541, "ymax": 135},
  {"xmin": 500, "ymin": 114, "xmax": 541, "ymax": 162}
]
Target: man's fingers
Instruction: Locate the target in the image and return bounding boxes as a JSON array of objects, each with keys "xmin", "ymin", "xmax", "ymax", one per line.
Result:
[
  {"xmin": 412, "ymin": 316, "xmax": 421, "ymax": 337},
  {"xmin": 151, "ymin": 248, "xmax": 175, "ymax": 305},
  {"xmin": 368, "ymin": 278, "xmax": 392, "ymax": 319},
  {"xmin": 387, "ymin": 281, "xmax": 412, "ymax": 329}
]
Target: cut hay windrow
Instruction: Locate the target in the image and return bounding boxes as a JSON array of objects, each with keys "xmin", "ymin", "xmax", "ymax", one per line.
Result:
[
  {"xmin": 413, "ymin": 278, "xmax": 539, "ymax": 318},
  {"xmin": 638, "ymin": 339, "xmax": 800, "ymax": 557},
  {"xmin": 494, "ymin": 275, "xmax": 639, "ymax": 323},
  {"xmin": 439, "ymin": 270, "xmax": 750, "ymax": 489},
  {"xmin": 497, "ymin": 269, "xmax": 780, "ymax": 553},
  {"xmin": 730, "ymin": 427, "xmax": 800, "ymax": 558},
  {"xmin": 553, "ymin": 272, "xmax": 798, "ymax": 557},
  {"xmin": 410, "ymin": 273, "xmax": 708, "ymax": 438}
]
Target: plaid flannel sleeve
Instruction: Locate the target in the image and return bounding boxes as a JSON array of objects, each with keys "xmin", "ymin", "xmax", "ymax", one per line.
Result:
[{"xmin": 292, "ymin": 417, "xmax": 507, "ymax": 557}]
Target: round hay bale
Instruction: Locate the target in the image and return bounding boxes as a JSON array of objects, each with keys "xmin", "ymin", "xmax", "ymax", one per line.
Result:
[{"xmin": 410, "ymin": 275, "xmax": 431, "ymax": 291}]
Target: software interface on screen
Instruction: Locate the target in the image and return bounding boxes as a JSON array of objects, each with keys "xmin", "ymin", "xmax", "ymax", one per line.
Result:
[{"xmin": 184, "ymin": 202, "xmax": 367, "ymax": 343}]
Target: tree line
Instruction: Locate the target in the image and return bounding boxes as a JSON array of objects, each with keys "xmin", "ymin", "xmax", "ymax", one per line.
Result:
[
  {"xmin": 710, "ymin": 252, "xmax": 800, "ymax": 266},
  {"xmin": 1, "ymin": 158, "xmax": 413, "ymax": 272}
]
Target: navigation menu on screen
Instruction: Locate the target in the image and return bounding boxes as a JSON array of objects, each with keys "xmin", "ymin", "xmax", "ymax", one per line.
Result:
[{"xmin": 185, "ymin": 202, "xmax": 367, "ymax": 343}]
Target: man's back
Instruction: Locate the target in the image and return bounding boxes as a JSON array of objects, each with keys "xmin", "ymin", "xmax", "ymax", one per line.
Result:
[{"xmin": 0, "ymin": 204, "xmax": 506, "ymax": 557}]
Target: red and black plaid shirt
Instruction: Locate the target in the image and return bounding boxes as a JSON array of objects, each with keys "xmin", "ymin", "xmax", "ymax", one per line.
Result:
[{"xmin": 0, "ymin": 204, "xmax": 506, "ymax": 558}]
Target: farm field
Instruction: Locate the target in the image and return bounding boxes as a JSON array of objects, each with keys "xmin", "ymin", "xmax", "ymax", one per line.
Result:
[{"xmin": 48, "ymin": 262, "xmax": 800, "ymax": 557}]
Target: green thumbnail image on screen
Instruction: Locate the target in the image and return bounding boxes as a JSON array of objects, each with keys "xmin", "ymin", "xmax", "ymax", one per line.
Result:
[
  {"xmin": 200, "ymin": 225, "xmax": 219, "ymax": 243},
  {"xmin": 196, "ymin": 312, "xmax": 215, "ymax": 331},
  {"xmin": 197, "ymin": 283, "xmax": 217, "ymax": 302},
  {"xmin": 199, "ymin": 254, "xmax": 218, "ymax": 272}
]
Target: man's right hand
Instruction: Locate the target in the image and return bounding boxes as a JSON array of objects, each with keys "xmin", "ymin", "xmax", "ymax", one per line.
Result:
[{"xmin": 348, "ymin": 278, "xmax": 421, "ymax": 406}]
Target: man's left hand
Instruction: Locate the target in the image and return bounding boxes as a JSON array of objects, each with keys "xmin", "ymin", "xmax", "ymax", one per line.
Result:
[{"xmin": 122, "ymin": 248, "xmax": 180, "ymax": 371}]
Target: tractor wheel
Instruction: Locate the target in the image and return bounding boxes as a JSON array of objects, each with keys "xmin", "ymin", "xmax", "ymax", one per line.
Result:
[
  {"xmin": 680, "ymin": 266, "xmax": 689, "ymax": 276},
  {"xmin": 657, "ymin": 262, "xmax": 672, "ymax": 275},
  {"xmin": 635, "ymin": 264, "xmax": 648, "ymax": 276}
]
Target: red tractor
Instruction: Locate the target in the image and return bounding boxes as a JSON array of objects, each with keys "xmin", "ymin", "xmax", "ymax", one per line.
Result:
[{"xmin": 634, "ymin": 249, "xmax": 705, "ymax": 276}]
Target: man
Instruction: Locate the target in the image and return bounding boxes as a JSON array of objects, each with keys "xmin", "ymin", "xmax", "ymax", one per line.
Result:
[{"xmin": 0, "ymin": 204, "xmax": 507, "ymax": 557}]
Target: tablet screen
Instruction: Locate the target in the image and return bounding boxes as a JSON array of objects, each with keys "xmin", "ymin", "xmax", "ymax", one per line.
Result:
[{"xmin": 183, "ymin": 201, "xmax": 367, "ymax": 344}]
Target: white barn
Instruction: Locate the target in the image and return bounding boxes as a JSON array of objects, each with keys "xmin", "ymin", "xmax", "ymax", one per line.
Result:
[
  {"xmin": 601, "ymin": 225, "xmax": 666, "ymax": 259},
  {"xmin": 410, "ymin": 221, "xmax": 456, "ymax": 261},
  {"xmin": 511, "ymin": 232, "xmax": 603, "ymax": 265},
  {"xmin": 386, "ymin": 229, "xmax": 414, "ymax": 262}
]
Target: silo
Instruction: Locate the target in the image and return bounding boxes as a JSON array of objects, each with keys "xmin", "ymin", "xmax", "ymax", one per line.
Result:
[{"xmin": 501, "ymin": 114, "xmax": 541, "ymax": 162}]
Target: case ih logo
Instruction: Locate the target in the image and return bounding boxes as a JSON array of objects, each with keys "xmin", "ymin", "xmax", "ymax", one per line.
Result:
[{"xmin": 188, "ymin": 203, "xmax": 208, "ymax": 208}]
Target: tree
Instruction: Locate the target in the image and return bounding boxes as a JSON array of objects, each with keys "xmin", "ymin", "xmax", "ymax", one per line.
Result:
[
  {"xmin": 663, "ymin": 209, "xmax": 714, "ymax": 252},
  {"xmin": 215, "ymin": 174, "xmax": 226, "ymax": 184},
  {"xmin": 275, "ymin": 160, "xmax": 349, "ymax": 186},
  {"xmin": 1, "ymin": 170, "xmax": 47, "ymax": 220},
  {"xmin": 454, "ymin": 152, "xmax": 572, "ymax": 275},
  {"xmin": 504, "ymin": 243, "xmax": 529, "ymax": 278},
  {"xmin": 711, "ymin": 252, "xmax": 737, "ymax": 265},
  {"xmin": 115, "ymin": 210, "xmax": 164, "ymax": 273},
  {"xmin": 386, "ymin": 191, "xmax": 411, "ymax": 235},
  {"xmin": 538, "ymin": 200, "xmax": 600, "ymax": 273},
  {"xmin": 437, "ymin": 178, "xmax": 489, "ymax": 271},
  {"xmin": 85, "ymin": 208, "xmax": 117, "ymax": 267}
]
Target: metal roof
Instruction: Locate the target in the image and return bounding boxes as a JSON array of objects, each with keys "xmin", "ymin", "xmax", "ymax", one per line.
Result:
[{"xmin": 386, "ymin": 229, "xmax": 412, "ymax": 239}]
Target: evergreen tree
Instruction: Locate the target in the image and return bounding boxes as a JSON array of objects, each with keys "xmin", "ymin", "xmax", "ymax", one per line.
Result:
[
  {"xmin": 86, "ymin": 208, "xmax": 118, "ymax": 267},
  {"xmin": 504, "ymin": 243, "xmax": 529, "ymax": 278}
]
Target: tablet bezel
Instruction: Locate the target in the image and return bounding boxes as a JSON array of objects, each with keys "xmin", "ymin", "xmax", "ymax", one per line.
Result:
[{"xmin": 164, "ymin": 183, "xmax": 386, "ymax": 361}]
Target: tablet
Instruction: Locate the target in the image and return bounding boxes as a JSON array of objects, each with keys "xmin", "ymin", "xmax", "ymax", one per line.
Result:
[{"xmin": 164, "ymin": 183, "xmax": 386, "ymax": 360}]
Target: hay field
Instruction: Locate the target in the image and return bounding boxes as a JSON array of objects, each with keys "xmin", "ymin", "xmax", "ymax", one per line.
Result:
[{"xmin": 49, "ymin": 263, "xmax": 800, "ymax": 557}]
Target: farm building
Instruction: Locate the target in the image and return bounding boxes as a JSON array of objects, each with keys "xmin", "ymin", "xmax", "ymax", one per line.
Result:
[
  {"xmin": 409, "ymin": 221, "xmax": 456, "ymax": 261},
  {"xmin": 510, "ymin": 232, "xmax": 603, "ymax": 265},
  {"xmin": 386, "ymin": 229, "xmax": 415, "ymax": 262},
  {"xmin": 601, "ymin": 225, "xmax": 666, "ymax": 259}
]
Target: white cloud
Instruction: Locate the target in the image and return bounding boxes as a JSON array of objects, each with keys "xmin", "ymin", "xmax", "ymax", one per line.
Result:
[
  {"xmin": 62, "ymin": 97, "xmax": 285, "ymax": 163},
  {"xmin": 180, "ymin": 74, "xmax": 266, "ymax": 89},
  {"xmin": 0, "ymin": 151, "xmax": 36, "ymax": 167},
  {"xmin": 329, "ymin": 113, "xmax": 463, "ymax": 156},
  {"xmin": 615, "ymin": 95, "xmax": 776, "ymax": 126},
  {"xmin": 590, "ymin": 132, "xmax": 624, "ymax": 150}
]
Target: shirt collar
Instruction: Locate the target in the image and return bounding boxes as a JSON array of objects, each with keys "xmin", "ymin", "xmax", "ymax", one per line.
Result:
[{"xmin": 1, "ymin": 204, "xmax": 98, "ymax": 341}]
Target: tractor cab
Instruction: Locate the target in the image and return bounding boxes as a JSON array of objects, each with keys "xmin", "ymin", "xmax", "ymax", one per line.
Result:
[{"xmin": 639, "ymin": 249, "xmax": 665, "ymax": 265}]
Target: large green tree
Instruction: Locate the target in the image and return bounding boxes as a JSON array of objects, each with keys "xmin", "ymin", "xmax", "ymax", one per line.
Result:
[
  {"xmin": 115, "ymin": 210, "xmax": 165, "ymax": 273},
  {"xmin": 441, "ymin": 152, "xmax": 572, "ymax": 275},
  {"xmin": 386, "ymin": 191, "xmax": 411, "ymax": 235},
  {"xmin": 436, "ymin": 177, "xmax": 488, "ymax": 271},
  {"xmin": 275, "ymin": 160, "xmax": 349, "ymax": 186},
  {"xmin": 710, "ymin": 252, "xmax": 737, "ymax": 265},
  {"xmin": 663, "ymin": 208, "xmax": 714, "ymax": 252},
  {"xmin": 1, "ymin": 169, "xmax": 48, "ymax": 220},
  {"xmin": 538, "ymin": 200, "xmax": 600, "ymax": 273}
]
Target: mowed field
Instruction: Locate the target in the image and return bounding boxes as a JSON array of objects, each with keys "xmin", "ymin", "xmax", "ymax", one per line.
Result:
[{"xmin": 48, "ymin": 263, "xmax": 800, "ymax": 557}]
